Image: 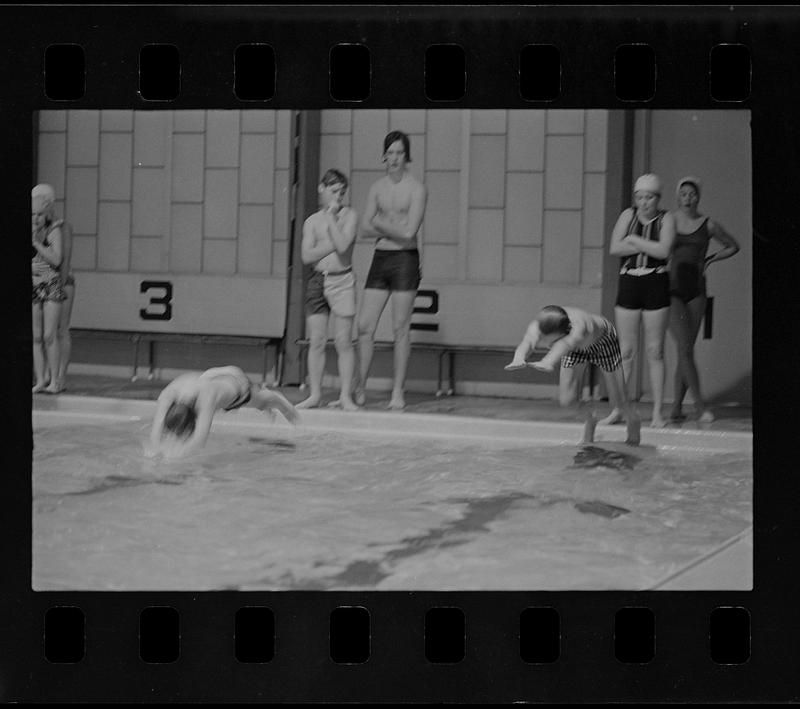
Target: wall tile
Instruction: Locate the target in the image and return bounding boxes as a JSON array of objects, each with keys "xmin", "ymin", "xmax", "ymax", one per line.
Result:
[
  {"xmin": 546, "ymin": 109, "xmax": 585, "ymax": 134},
  {"xmin": 321, "ymin": 109, "xmax": 352, "ymax": 134},
  {"xmin": 173, "ymin": 110, "xmax": 206, "ymax": 133},
  {"xmin": 469, "ymin": 135, "xmax": 506, "ymax": 208},
  {"xmin": 240, "ymin": 133, "xmax": 275, "ymax": 204},
  {"xmin": 97, "ymin": 202, "xmax": 130, "ymax": 271},
  {"xmin": 585, "ymin": 109, "xmax": 608, "ymax": 172},
  {"xmin": 65, "ymin": 167, "xmax": 98, "ymax": 234},
  {"xmin": 133, "ymin": 112, "xmax": 167, "ymax": 167},
  {"xmin": 171, "ymin": 134, "xmax": 205, "ymax": 203},
  {"xmin": 272, "ymin": 239, "xmax": 288, "ymax": 276},
  {"xmin": 71, "ymin": 235, "xmax": 96, "ymax": 269},
  {"xmin": 241, "ymin": 110, "xmax": 276, "ymax": 133},
  {"xmin": 275, "ymin": 110, "xmax": 292, "ymax": 169},
  {"xmin": 389, "ymin": 109, "xmax": 426, "ymax": 134},
  {"xmin": 581, "ymin": 247, "xmax": 603, "ymax": 287},
  {"xmin": 238, "ymin": 205, "xmax": 273, "ymax": 274},
  {"xmin": 203, "ymin": 169, "xmax": 239, "ymax": 238},
  {"xmin": 100, "ymin": 110, "xmax": 133, "ymax": 132},
  {"xmin": 421, "ymin": 244, "xmax": 459, "ymax": 279},
  {"xmin": 99, "ymin": 133, "xmax": 132, "ymax": 201},
  {"xmin": 273, "ymin": 169, "xmax": 290, "ymax": 241},
  {"xmin": 66, "ymin": 110, "xmax": 100, "ymax": 166},
  {"xmin": 130, "ymin": 237, "xmax": 165, "ymax": 272},
  {"xmin": 503, "ymin": 246, "xmax": 542, "ymax": 283},
  {"xmin": 467, "ymin": 209, "xmax": 503, "ymax": 281},
  {"xmin": 39, "ymin": 111, "xmax": 67, "ymax": 132},
  {"xmin": 37, "ymin": 133, "xmax": 66, "ymax": 198},
  {"xmin": 170, "ymin": 204, "xmax": 202, "ymax": 273},
  {"xmin": 352, "ymin": 110, "xmax": 390, "ymax": 169},
  {"xmin": 132, "ymin": 168, "xmax": 165, "ymax": 236},
  {"xmin": 505, "ymin": 172, "xmax": 544, "ymax": 246},
  {"xmin": 507, "ymin": 110, "xmax": 545, "ymax": 171},
  {"xmin": 471, "ymin": 109, "xmax": 507, "ymax": 134},
  {"xmin": 319, "ymin": 134, "xmax": 352, "ymax": 181},
  {"xmin": 426, "ymin": 110, "xmax": 462, "ymax": 170},
  {"xmin": 582, "ymin": 173, "xmax": 607, "ymax": 247},
  {"xmin": 206, "ymin": 110, "xmax": 241, "ymax": 168},
  {"xmin": 542, "ymin": 210, "xmax": 582, "ymax": 284},
  {"xmin": 425, "ymin": 171, "xmax": 460, "ymax": 245},
  {"xmin": 544, "ymin": 135, "xmax": 584, "ymax": 209},
  {"xmin": 202, "ymin": 238, "xmax": 236, "ymax": 274}
]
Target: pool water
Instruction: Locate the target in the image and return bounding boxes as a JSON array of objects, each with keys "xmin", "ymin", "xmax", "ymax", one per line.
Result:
[{"xmin": 32, "ymin": 399, "xmax": 752, "ymax": 591}]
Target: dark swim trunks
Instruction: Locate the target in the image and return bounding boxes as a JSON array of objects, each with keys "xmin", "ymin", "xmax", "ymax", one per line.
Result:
[
  {"xmin": 561, "ymin": 319, "xmax": 623, "ymax": 373},
  {"xmin": 364, "ymin": 249, "xmax": 421, "ymax": 291}
]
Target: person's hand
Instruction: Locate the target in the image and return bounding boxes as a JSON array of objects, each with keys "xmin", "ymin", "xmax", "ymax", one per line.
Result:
[
  {"xmin": 504, "ymin": 359, "xmax": 527, "ymax": 371},
  {"xmin": 530, "ymin": 361, "xmax": 554, "ymax": 372}
]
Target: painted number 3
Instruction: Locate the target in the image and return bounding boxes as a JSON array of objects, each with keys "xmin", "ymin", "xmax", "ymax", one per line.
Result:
[{"xmin": 140, "ymin": 281, "xmax": 173, "ymax": 321}]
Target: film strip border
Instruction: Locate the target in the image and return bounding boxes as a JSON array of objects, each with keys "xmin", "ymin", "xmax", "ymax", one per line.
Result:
[{"xmin": 4, "ymin": 4, "xmax": 796, "ymax": 703}]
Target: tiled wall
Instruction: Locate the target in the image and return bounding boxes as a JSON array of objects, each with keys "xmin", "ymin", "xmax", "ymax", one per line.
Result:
[
  {"xmin": 319, "ymin": 109, "xmax": 609, "ymax": 289},
  {"xmin": 37, "ymin": 110, "xmax": 293, "ymax": 278}
]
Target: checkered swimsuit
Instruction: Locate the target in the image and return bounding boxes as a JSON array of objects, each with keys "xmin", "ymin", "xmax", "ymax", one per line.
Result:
[{"xmin": 561, "ymin": 320, "xmax": 622, "ymax": 372}]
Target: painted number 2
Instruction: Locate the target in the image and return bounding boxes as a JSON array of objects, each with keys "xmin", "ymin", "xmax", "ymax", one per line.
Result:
[
  {"xmin": 140, "ymin": 281, "xmax": 173, "ymax": 321},
  {"xmin": 411, "ymin": 289, "xmax": 439, "ymax": 332}
]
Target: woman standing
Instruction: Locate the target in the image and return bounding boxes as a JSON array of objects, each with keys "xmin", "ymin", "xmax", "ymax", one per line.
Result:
[
  {"xmin": 31, "ymin": 183, "xmax": 65, "ymax": 394},
  {"xmin": 668, "ymin": 177, "xmax": 740, "ymax": 423},
  {"xmin": 604, "ymin": 174, "xmax": 676, "ymax": 428}
]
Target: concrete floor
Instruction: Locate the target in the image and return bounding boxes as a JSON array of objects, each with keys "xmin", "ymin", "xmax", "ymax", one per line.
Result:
[{"xmin": 36, "ymin": 372, "xmax": 752, "ymax": 433}]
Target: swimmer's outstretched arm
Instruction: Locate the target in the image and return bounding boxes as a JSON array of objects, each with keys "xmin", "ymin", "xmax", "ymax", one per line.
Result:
[{"xmin": 505, "ymin": 321, "xmax": 540, "ymax": 370}]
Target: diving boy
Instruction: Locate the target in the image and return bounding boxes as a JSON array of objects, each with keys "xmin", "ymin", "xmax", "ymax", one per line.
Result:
[
  {"xmin": 149, "ymin": 366, "xmax": 300, "ymax": 457},
  {"xmin": 505, "ymin": 306, "xmax": 640, "ymax": 446}
]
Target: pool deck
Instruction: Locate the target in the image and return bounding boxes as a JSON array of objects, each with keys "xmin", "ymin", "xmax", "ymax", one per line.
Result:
[{"xmin": 35, "ymin": 373, "xmax": 753, "ymax": 433}]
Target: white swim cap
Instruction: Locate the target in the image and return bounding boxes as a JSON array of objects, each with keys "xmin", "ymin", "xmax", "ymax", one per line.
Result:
[
  {"xmin": 32, "ymin": 183, "xmax": 56, "ymax": 205},
  {"xmin": 676, "ymin": 176, "xmax": 701, "ymax": 200},
  {"xmin": 633, "ymin": 173, "xmax": 661, "ymax": 195}
]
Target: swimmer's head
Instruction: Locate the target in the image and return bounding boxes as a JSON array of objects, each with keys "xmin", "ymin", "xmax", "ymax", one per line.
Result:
[
  {"xmin": 537, "ymin": 305, "xmax": 572, "ymax": 346},
  {"xmin": 633, "ymin": 173, "xmax": 661, "ymax": 216},
  {"xmin": 163, "ymin": 401, "xmax": 197, "ymax": 440},
  {"xmin": 31, "ymin": 183, "xmax": 56, "ymax": 229},
  {"xmin": 319, "ymin": 168, "xmax": 348, "ymax": 207},
  {"xmin": 676, "ymin": 176, "xmax": 701, "ymax": 206},
  {"xmin": 383, "ymin": 130, "xmax": 411, "ymax": 166}
]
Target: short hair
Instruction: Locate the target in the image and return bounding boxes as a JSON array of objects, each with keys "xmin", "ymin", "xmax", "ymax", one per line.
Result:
[
  {"xmin": 383, "ymin": 130, "xmax": 412, "ymax": 162},
  {"xmin": 163, "ymin": 401, "xmax": 197, "ymax": 439},
  {"xmin": 537, "ymin": 305, "xmax": 572, "ymax": 336},
  {"xmin": 320, "ymin": 168, "xmax": 348, "ymax": 189}
]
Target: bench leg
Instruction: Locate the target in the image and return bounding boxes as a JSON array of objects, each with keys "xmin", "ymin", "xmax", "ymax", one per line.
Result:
[
  {"xmin": 131, "ymin": 336, "xmax": 140, "ymax": 382},
  {"xmin": 275, "ymin": 345, "xmax": 284, "ymax": 388},
  {"xmin": 448, "ymin": 351, "xmax": 455, "ymax": 396},
  {"xmin": 147, "ymin": 340, "xmax": 156, "ymax": 380},
  {"xmin": 298, "ymin": 345, "xmax": 308, "ymax": 391},
  {"xmin": 436, "ymin": 351, "xmax": 447, "ymax": 397},
  {"xmin": 261, "ymin": 343, "xmax": 270, "ymax": 388}
]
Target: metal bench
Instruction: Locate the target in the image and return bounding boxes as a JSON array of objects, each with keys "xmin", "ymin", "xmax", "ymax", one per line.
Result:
[
  {"xmin": 295, "ymin": 338, "xmax": 589, "ymax": 397},
  {"xmin": 71, "ymin": 329, "xmax": 284, "ymax": 386}
]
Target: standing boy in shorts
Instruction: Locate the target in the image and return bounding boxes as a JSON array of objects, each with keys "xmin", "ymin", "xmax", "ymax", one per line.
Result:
[
  {"xmin": 149, "ymin": 366, "xmax": 300, "ymax": 457},
  {"xmin": 297, "ymin": 169, "xmax": 360, "ymax": 410},
  {"xmin": 506, "ymin": 305, "xmax": 640, "ymax": 446}
]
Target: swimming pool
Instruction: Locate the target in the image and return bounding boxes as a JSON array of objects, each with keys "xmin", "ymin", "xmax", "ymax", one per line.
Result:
[{"xmin": 33, "ymin": 395, "xmax": 752, "ymax": 591}]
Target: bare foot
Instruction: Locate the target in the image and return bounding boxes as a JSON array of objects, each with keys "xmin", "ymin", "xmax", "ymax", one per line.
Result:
[
  {"xmin": 32, "ymin": 382, "xmax": 47, "ymax": 393},
  {"xmin": 668, "ymin": 407, "xmax": 686, "ymax": 422},
  {"xmin": 387, "ymin": 391, "xmax": 406, "ymax": 410},
  {"xmin": 649, "ymin": 417, "xmax": 668, "ymax": 428},
  {"xmin": 325, "ymin": 398, "xmax": 360, "ymax": 411},
  {"xmin": 354, "ymin": 387, "xmax": 366, "ymax": 407},
  {"xmin": 698, "ymin": 409, "xmax": 715, "ymax": 423},
  {"xmin": 580, "ymin": 418, "xmax": 597, "ymax": 445},
  {"xmin": 295, "ymin": 396, "xmax": 321, "ymax": 410},
  {"xmin": 598, "ymin": 408, "xmax": 624, "ymax": 426},
  {"xmin": 44, "ymin": 381, "xmax": 64, "ymax": 394},
  {"xmin": 625, "ymin": 418, "xmax": 641, "ymax": 446}
]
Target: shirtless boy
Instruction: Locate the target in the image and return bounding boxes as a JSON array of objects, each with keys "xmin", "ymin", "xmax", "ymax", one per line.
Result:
[
  {"xmin": 356, "ymin": 131, "xmax": 428, "ymax": 410},
  {"xmin": 506, "ymin": 306, "xmax": 641, "ymax": 446},
  {"xmin": 149, "ymin": 366, "xmax": 300, "ymax": 457},
  {"xmin": 297, "ymin": 169, "xmax": 359, "ymax": 410}
]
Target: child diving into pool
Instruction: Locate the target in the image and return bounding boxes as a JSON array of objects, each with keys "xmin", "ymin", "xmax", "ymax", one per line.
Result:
[
  {"xmin": 505, "ymin": 305, "xmax": 640, "ymax": 446},
  {"xmin": 149, "ymin": 366, "xmax": 301, "ymax": 457}
]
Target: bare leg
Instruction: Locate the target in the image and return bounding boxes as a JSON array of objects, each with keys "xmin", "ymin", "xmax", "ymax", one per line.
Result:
[
  {"xmin": 559, "ymin": 364, "xmax": 595, "ymax": 445},
  {"xmin": 32, "ymin": 303, "xmax": 47, "ymax": 392},
  {"xmin": 296, "ymin": 313, "xmax": 328, "ymax": 409},
  {"xmin": 387, "ymin": 290, "xmax": 417, "ymax": 410},
  {"xmin": 54, "ymin": 282, "xmax": 75, "ymax": 391},
  {"xmin": 42, "ymin": 301, "xmax": 62, "ymax": 393},
  {"xmin": 599, "ymin": 307, "xmax": 640, "ymax": 425},
  {"xmin": 642, "ymin": 306, "xmax": 670, "ymax": 427},
  {"xmin": 602, "ymin": 368, "xmax": 640, "ymax": 446},
  {"xmin": 330, "ymin": 314, "xmax": 358, "ymax": 410},
  {"xmin": 356, "ymin": 288, "xmax": 391, "ymax": 406},
  {"xmin": 683, "ymin": 294, "xmax": 714, "ymax": 422},
  {"xmin": 251, "ymin": 387, "xmax": 301, "ymax": 425}
]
